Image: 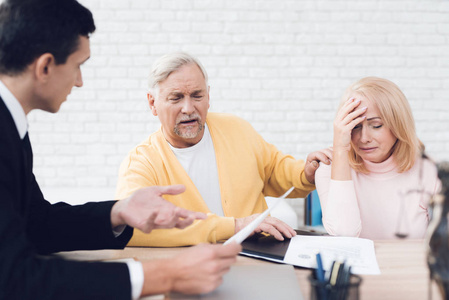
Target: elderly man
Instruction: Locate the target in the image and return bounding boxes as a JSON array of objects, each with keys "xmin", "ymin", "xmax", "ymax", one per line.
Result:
[{"xmin": 116, "ymin": 52, "xmax": 330, "ymax": 247}]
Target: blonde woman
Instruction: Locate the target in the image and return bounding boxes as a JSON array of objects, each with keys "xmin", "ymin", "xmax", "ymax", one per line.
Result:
[{"xmin": 315, "ymin": 77, "xmax": 441, "ymax": 239}]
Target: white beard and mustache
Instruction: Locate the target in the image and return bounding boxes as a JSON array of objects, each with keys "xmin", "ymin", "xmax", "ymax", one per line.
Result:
[{"xmin": 173, "ymin": 113, "xmax": 203, "ymax": 139}]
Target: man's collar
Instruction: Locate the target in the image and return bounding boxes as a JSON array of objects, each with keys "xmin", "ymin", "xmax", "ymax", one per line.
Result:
[{"xmin": 0, "ymin": 80, "xmax": 28, "ymax": 139}]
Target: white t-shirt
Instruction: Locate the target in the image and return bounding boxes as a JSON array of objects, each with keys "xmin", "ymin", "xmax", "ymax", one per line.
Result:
[{"xmin": 169, "ymin": 124, "xmax": 224, "ymax": 216}]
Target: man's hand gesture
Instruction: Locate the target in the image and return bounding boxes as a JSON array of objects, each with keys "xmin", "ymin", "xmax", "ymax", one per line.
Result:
[{"xmin": 111, "ymin": 185, "xmax": 206, "ymax": 233}]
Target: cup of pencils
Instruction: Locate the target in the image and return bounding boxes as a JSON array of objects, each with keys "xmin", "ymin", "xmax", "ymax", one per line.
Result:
[{"xmin": 308, "ymin": 253, "xmax": 362, "ymax": 300}]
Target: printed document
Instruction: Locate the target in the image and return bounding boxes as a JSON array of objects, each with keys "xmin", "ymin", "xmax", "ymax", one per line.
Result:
[{"xmin": 284, "ymin": 235, "xmax": 380, "ymax": 275}]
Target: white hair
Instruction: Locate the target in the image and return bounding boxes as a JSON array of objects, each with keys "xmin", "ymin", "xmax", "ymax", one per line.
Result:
[{"xmin": 148, "ymin": 52, "xmax": 208, "ymax": 97}]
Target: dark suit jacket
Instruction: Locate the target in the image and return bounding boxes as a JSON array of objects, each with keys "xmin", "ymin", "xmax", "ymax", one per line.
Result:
[{"xmin": 0, "ymin": 96, "xmax": 134, "ymax": 300}]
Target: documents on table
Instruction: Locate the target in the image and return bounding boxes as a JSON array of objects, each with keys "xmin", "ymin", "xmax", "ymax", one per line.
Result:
[{"xmin": 283, "ymin": 235, "xmax": 380, "ymax": 275}]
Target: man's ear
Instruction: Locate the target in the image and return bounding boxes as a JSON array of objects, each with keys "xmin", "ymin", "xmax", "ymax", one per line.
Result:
[
  {"xmin": 34, "ymin": 53, "xmax": 55, "ymax": 83},
  {"xmin": 147, "ymin": 92, "xmax": 158, "ymax": 116}
]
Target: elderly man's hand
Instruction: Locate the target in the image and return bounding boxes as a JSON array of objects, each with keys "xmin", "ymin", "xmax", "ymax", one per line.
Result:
[
  {"xmin": 110, "ymin": 185, "xmax": 206, "ymax": 233},
  {"xmin": 304, "ymin": 148, "xmax": 333, "ymax": 184},
  {"xmin": 234, "ymin": 214, "xmax": 296, "ymax": 241}
]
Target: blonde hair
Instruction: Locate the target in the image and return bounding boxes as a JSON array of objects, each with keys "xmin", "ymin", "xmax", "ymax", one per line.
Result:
[{"xmin": 340, "ymin": 77, "xmax": 423, "ymax": 173}]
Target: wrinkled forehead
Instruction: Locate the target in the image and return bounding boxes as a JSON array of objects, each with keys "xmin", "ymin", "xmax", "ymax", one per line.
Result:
[
  {"xmin": 159, "ymin": 64, "xmax": 207, "ymax": 91},
  {"xmin": 154, "ymin": 64, "xmax": 208, "ymax": 99}
]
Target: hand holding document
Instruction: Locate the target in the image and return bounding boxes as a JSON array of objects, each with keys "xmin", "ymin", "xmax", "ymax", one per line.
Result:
[{"xmin": 224, "ymin": 187, "xmax": 295, "ymax": 245}]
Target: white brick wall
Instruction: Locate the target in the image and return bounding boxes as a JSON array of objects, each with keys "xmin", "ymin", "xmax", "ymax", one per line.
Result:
[{"xmin": 25, "ymin": 1, "xmax": 449, "ymax": 218}]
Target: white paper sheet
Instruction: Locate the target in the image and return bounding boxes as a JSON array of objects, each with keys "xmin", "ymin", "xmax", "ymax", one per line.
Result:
[{"xmin": 283, "ymin": 235, "xmax": 380, "ymax": 275}]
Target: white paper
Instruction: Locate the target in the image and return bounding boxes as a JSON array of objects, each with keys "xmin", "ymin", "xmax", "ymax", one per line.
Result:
[
  {"xmin": 224, "ymin": 187, "xmax": 295, "ymax": 245},
  {"xmin": 283, "ymin": 235, "xmax": 380, "ymax": 275}
]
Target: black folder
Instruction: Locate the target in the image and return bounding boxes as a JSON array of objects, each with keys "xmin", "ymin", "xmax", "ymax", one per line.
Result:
[{"xmin": 241, "ymin": 228, "xmax": 327, "ymax": 261}]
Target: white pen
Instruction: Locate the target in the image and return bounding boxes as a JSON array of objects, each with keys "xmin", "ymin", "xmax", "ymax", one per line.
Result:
[{"xmin": 224, "ymin": 186, "xmax": 295, "ymax": 245}]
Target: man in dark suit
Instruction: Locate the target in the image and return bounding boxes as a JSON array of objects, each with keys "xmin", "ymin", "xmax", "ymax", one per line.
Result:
[{"xmin": 0, "ymin": 0, "xmax": 241, "ymax": 299}]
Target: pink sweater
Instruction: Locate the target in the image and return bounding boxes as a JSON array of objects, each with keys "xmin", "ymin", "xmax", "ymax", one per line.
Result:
[{"xmin": 315, "ymin": 155, "xmax": 441, "ymax": 239}]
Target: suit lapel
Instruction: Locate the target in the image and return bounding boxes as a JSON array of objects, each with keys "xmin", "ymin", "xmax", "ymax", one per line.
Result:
[{"xmin": 0, "ymin": 96, "xmax": 30, "ymax": 215}]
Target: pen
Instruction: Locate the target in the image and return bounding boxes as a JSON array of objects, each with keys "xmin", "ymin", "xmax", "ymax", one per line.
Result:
[
  {"xmin": 315, "ymin": 252, "xmax": 325, "ymax": 282},
  {"xmin": 329, "ymin": 260, "xmax": 342, "ymax": 286},
  {"xmin": 328, "ymin": 260, "xmax": 342, "ymax": 300},
  {"xmin": 326, "ymin": 260, "xmax": 335, "ymax": 282},
  {"xmin": 315, "ymin": 252, "xmax": 327, "ymax": 300},
  {"xmin": 338, "ymin": 265, "xmax": 352, "ymax": 300}
]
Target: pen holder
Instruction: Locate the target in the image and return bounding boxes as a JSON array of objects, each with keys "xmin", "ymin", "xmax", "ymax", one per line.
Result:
[{"xmin": 308, "ymin": 274, "xmax": 362, "ymax": 300}]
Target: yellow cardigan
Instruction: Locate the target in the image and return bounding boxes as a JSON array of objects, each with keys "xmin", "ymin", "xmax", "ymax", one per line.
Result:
[{"xmin": 115, "ymin": 113, "xmax": 315, "ymax": 247}]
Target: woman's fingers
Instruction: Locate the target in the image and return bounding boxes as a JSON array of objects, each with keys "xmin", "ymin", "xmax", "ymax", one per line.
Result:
[{"xmin": 337, "ymin": 97, "xmax": 366, "ymax": 127}]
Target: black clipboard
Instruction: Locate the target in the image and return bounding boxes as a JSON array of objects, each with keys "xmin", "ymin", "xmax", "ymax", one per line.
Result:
[{"xmin": 241, "ymin": 228, "xmax": 327, "ymax": 261}]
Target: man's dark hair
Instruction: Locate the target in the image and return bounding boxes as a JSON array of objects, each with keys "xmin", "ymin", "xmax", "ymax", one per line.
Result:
[{"xmin": 0, "ymin": 0, "xmax": 95, "ymax": 75}]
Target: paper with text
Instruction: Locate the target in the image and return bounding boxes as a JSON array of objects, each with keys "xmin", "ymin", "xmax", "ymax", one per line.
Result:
[{"xmin": 284, "ymin": 235, "xmax": 380, "ymax": 275}]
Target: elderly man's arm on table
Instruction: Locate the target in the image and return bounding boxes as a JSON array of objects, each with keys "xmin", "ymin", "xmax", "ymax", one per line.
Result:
[
  {"xmin": 115, "ymin": 167, "xmax": 297, "ymax": 246},
  {"xmin": 115, "ymin": 191, "xmax": 294, "ymax": 247},
  {"xmin": 235, "ymin": 131, "xmax": 333, "ymax": 240},
  {"xmin": 234, "ymin": 148, "xmax": 332, "ymax": 241}
]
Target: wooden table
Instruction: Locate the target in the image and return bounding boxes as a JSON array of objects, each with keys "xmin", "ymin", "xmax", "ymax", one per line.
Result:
[{"xmin": 58, "ymin": 239, "xmax": 441, "ymax": 300}]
